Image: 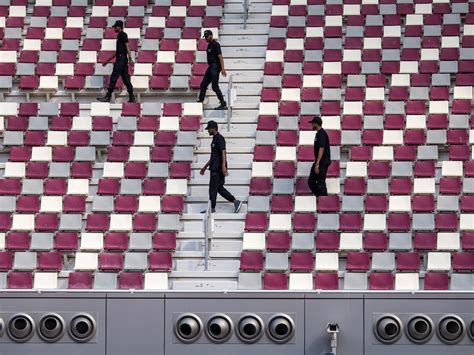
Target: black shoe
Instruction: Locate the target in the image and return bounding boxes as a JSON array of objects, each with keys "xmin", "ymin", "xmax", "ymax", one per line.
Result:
[
  {"xmin": 128, "ymin": 95, "xmax": 136, "ymax": 103},
  {"xmin": 214, "ymin": 101, "xmax": 228, "ymax": 110},
  {"xmin": 97, "ymin": 95, "xmax": 111, "ymax": 103},
  {"xmin": 234, "ymin": 200, "xmax": 242, "ymax": 213},
  {"xmin": 197, "ymin": 100, "xmax": 204, "ymax": 103}
]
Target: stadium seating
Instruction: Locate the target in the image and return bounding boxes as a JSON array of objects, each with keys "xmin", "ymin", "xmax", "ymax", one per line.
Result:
[
  {"xmin": 238, "ymin": 0, "xmax": 474, "ymax": 291},
  {"xmin": 0, "ymin": 0, "xmax": 473, "ymax": 293},
  {"xmin": 0, "ymin": 101, "xmax": 202, "ymax": 290},
  {"xmin": 0, "ymin": 0, "xmax": 224, "ymax": 97}
]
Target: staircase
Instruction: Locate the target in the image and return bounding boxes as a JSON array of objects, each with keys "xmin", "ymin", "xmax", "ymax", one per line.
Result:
[{"xmin": 170, "ymin": 0, "xmax": 271, "ymax": 290}]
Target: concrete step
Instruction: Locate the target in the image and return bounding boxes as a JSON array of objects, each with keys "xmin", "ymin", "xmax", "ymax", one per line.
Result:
[
  {"xmin": 171, "ymin": 280, "xmax": 238, "ymax": 290},
  {"xmin": 210, "ymin": 251, "xmax": 241, "ymax": 258},
  {"xmin": 218, "ymin": 71, "xmax": 264, "ymax": 83},
  {"xmin": 210, "ymin": 83, "xmax": 262, "ymax": 96},
  {"xmin": 189, "ymin": 177, "xmax": 249, "ymax": 187},
  {"xmin": 199, "ymin": 115, "xmax": 258, "ymax": 125},
  {"xmin": 219, "ymin": 26, "xmax": 269, "ymax": 35},
  {"xmin": 226, "ymin": 0, "xmax": 272, "ymax": 3},
  {"xmin": 221, "ymin": 46, "xmax": 267, "ymax": 59},
  {"xmin": 182, "ymin": 212, "xmax": 246, "ymax": 221},
  {"xmin": 221, "ymin": 14, "xmax": 271, "ymax": 22},
  {"xmin": 198, "ymin": 137, "xmax": 256, "ymax": 148},
  {"xmin": 197, "ymin": 125, "xmax": 257, "ymax": 138},
  {"xmin": 189, "ymin": 168, "xmax": 252, "ymax": 179},
  {"xmin": 218, "ymin": 35, "xmax": 269, "ymax": 46},
  {"xmin": 175, "ymin": 259, "xmax": 240, "ymax": 272},
  {"xmin": 181, "ymin": 218, "xmax": 245, "ymax": 234},
  {"xmin": 225, "ymin": 3, "xmax": 272, "ymax": 13},
  {"xmin": 211, "ymin": 240, "xmax": 243, "ymax": 251},
  {"xmin": 203, "ymin": 108, "xmax": 259, "ymax": 119},
  {"xmin": 223, "ymin": 58, "xmax": 265, "ymax": 71},
  {"xmin": 194, "ymin": 154, "xmax": 253, "ymax": 165},
  {"xmin": 205, "ymin": 96, "xmax": 261, "ymax": 109},
  {"xmin": 195, "ymin": 147, "xmax": 254, "ymax": 155},
  {"xmin": 176, "ymin": 240, "xmax": 242, "ymax": 254},
  {"xmin": 175, "ymin": 250, "xmax": 241, "ymax": 258},
  {"xmin": 185, "ymin": 202, "xmax": 249, "ymax": 214},
  {"xmin": 178, "ymin": 231, "xmax": 205, "ymax": 239}
]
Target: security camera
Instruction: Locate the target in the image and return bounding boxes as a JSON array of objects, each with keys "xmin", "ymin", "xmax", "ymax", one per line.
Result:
[{"xmin": 327, "ymin": 323, "xmax": 339, "ymax": 334}]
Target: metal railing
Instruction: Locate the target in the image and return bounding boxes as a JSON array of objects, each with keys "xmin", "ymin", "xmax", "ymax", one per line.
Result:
[
  {"xmin": 203, "ymin": 201, "xmax": 212, "ymax": 271},
  {"xmin": 227, "ymin": 74, "xmax": 236, "ymax": 132},
  {"xmin": 243, "ymin": 0, "xmax": 250, "ymax": 29}
]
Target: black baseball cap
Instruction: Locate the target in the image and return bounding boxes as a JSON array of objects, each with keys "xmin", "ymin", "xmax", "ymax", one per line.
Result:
[
  {"xmin": 112, "ymin": 20, "xmax": 124, "ymax": 28},
  {"xmin": 309, "ymin": 116, "xmax": 322, "ymax": 125},
  {"xmin": 203, "ymin": 30, "xmax": 213, "ymax": 38},
  {"xmin": 205, "ymin": 120, "xmax": 218, "ymax": 130}
]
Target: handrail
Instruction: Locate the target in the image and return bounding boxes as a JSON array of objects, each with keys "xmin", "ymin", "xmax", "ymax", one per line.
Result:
[
  {"xmin": 243, "ymin": 0, "xmax": 249, "ymax": 29},
  {"xmin": 227, "ymin": 74, "xmax": 234, "ymax": 132},
  {"xmin": 203, "ymin": 201, "xmax": 212, "ymax": 271}
]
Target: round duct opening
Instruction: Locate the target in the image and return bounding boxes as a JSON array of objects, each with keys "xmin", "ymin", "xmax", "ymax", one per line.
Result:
[
  {"xmin": 68, "ymin": 314, "xmax": 96, "ymax": 343},
  {"xmin": 7, "ymin": 313, "xmax": 35, "ymax": 343},
  {"xmin": 38, "ymin": 313, "xmax": 66, "ymax": 343},
  {"xmin": 373, "ymin": 314, "xmax": 402, "ymax": 344},
  {"xmin": 175, "ymin": 314, "xmax": 202, "ymax": 344}
]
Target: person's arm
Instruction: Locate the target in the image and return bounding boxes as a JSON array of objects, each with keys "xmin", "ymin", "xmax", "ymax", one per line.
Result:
[
  {"xmin": 314, "ymin": 147, "xmax": 325, "ymax": 173},
  {"xmin": 200, "ymin": 160, "xmax": 211, "ymax": 175},
  {"xmin": 126, "ymin": 42, "xmax": 133, "ymax": 63},
  {"xmin": 218, "ymin": 54, "xmax": 226, "ymax": 77},
  {"xmin": 222, "ymin": 150, "xmax": 228, "ymax": 176}
]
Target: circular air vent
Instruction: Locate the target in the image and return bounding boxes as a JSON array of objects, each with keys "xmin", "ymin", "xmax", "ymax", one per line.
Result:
[
  {"xmin": 175, "ymin": 314, "xmax": 203, "ymax": 344},
  {"xmin": 405, "ymin": 314, "xmax": 434, "ymax": 344},
  {"xmin": 7, "ymin": 313, "xmax": 35, "ymax": 343},
  {"xmin": 205, "ymin": 314, "xmax": 233, "ymax": 343},
  {"xmin": 38, "ymin": 313, "xmax": 66, "ymax": 343},
  {"xmin": 68, "ymin": 314, "xmax": 96, "ymax": 343},
  {"xmin": 437, "ymin": 314, "xmax": 465, "ymax": 345},
  {"xmin": 267, "ymin": 314, "xmax": 295, "ymax": 344},
  {"xmin": 373, "ymin": 314, "xmax": 402, "ymax": 344},
  {"xmin": 236, "ymin": 314, "xmax": 264, "ymax": 343}
]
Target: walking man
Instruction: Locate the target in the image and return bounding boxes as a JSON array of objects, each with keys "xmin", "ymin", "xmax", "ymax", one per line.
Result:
[
  {"xmin": 198, "ymin": 30, "xmax": 228, "ymax": 110},
  {"xmin": 97, "ymin": 20, "xmax": 136, "ymax": 103},
  {"xmin": 308, "ymin": 116, "xmax": 331, "ymax": 196},
  {"xmin": 200, "ymin": 120, "xmax": 242, "ymax": 213}
]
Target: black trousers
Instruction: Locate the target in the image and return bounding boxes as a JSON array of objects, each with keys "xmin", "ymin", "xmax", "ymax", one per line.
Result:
[
  {"xmin": 107, "ymin": 55, "xmax": 134, "ymax": 96},
  {"xmin": 199, "ymin": 65, "xmax": 224, "ymax": 103},
  {"xmin": 209, "ymin": 171, "xmax": 235, "ymax": 209},
  {"xmin": 308, "ymin": 162, "xmax": 330, "ymax": 197}
]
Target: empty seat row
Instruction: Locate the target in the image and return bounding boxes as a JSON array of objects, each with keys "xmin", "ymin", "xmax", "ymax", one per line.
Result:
[
  {"xmin": 241, "ymin": 231, "xmax": 474, "ymax": 253},
  {"xmin": 248, "ymin": 195, "xmax": 474, "ymax": 213},
  {"xmin": 0, "ymin": 271, "xmax": 169, "ymax": 290},
  {"xmin": 238, "ymin": 271, "xmax": 474, "ymax": 290},
  {"xmin": 0, "ymin": 212, "xmax": 181, "ymax": 232},
  {"xmin": 0, "ymin": 231, "xmax": 176, "ymax": 251},
  {"xmin": 240, "ymin": 250, "xmax": 474, "ymax": 272},
  {"xmin": 0, "ymin": 102, "xmax": 202, "ymax": 118},
  {"xmin": 244, "ymin": 212, "xmax": 474, "ymax": 232},
  {"xmin": 0, "ymin": 250, "xmax": 172, "ymax": 271}
]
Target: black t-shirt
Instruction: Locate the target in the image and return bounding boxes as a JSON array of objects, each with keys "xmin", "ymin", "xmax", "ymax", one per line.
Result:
[
  {"xmin": 116, "ymin": 31, "xmax": 128, "ymax": 56},
  {"xmin": 210, "ymin": 133, "xmax": 226, "ymax": 172},
  {"xmin": 314, "ymin": 128, "xmax": 331, "ymax": 165},
  {"xmin": 207, "ymin": 40, "xmax": 222, "ymax": 69}
]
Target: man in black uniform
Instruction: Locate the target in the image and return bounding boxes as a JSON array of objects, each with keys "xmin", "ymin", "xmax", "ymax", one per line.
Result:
[
  {"xmin": 97, "ymin": 20, "xmax": 135, "ymax": 103},
  {"xmin": 200, "ymin": 120, "xmax": 242, "ymax": 213},
  {"xmin": 308, "ymin": 116, "xmax": 331, "ymax": 196},
  {"xmin": 198, "ymin": 30, "xmax": 227, "ymax": 110}
]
